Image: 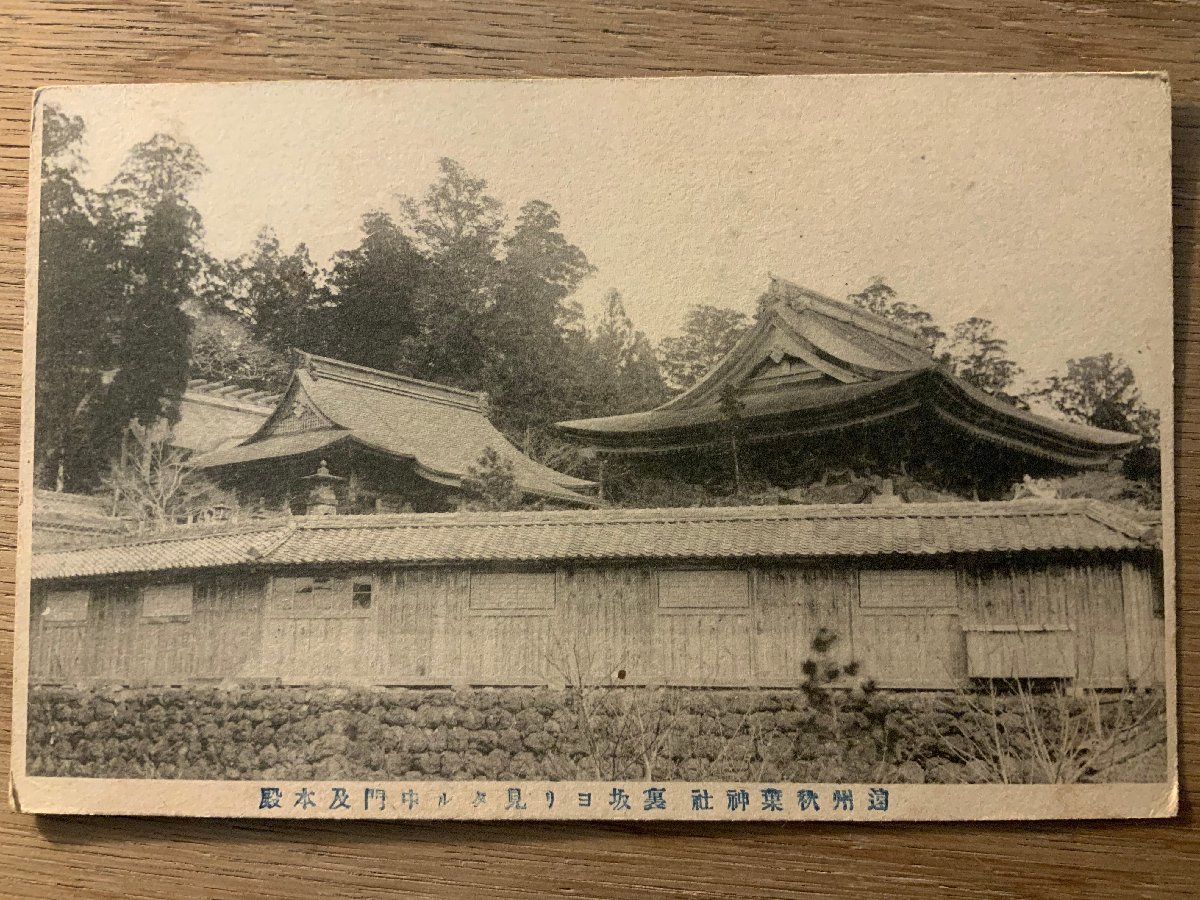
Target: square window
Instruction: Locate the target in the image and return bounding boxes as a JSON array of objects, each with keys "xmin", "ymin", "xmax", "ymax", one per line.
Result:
[
  {"xmin": 470, "ymin": 572, "xmax": 555, "ymax": 611},
  {"xmin": 43, "ymin": 589, "xmax": 89, "ymax": 623},
  {"xmin": 270, "ymin": 575, "xmax": 373, "ymax": 617},
  {"xmin": 657, "ymin": 570, "xmax": 749, "ymax": 609},
  {"xmin": 142, "ymin": 583, "xmax": 193, "ymax": 619},
  {"xmin": 859, "ymin": 569, "xmax": 957, "ymax": 610},
  {"xmin": 352, "ymin": 580, "xmax": 372, "ymax": 610}
]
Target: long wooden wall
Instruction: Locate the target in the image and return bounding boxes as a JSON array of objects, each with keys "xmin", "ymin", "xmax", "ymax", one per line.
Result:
[
  {"xmin": 28, "ymin": 556, "xmax": 1166, "ymax": 689},
  {"xmin": 30, "ymin": 576, "xmax": 266, "ymax": 685}
]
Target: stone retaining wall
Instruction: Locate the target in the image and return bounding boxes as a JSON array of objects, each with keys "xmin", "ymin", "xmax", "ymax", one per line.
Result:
[{"xmin": 25, "ymin": 683, "xmax": 1166, "ymax": 784}]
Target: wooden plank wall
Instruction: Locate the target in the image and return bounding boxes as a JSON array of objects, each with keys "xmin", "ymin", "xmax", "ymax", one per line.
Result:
[
  {"xmin": 29, "ymin": 577, "xmax": 266, "ymax": 684},
  {"xmin": 28, "ymin": 555, "xmax": 1166, "ymax": 689},
  {"xmin": 752, "ymin": 566, "xmax": 854, "ymax": 684},
  {"xmin": 853, "ymin": 569, "xmax": 965, "ymax": 689}
]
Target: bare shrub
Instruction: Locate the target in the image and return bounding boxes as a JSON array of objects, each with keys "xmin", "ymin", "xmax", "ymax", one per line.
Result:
[
  {"xmin": 940, "ymin": 679, "xmax": 1166, "ymax": 784},
  {"xmin": 546, "ymin": 637, "xmax": 684, "ymax": 781},
  {"xmin": 102, "ymin": 422, "xmax": 240, "ymax": 532}
]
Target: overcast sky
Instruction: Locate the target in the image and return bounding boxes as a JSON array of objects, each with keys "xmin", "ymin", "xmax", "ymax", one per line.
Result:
[{"xmin": 40, "ymin": 74, "xmax": 1173, "ymax": 412}]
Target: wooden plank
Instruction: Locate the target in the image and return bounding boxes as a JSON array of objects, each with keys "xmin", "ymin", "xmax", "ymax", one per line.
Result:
[
  {"xmin": 655, "ymin": 609, "xmax": 751, "ymax": 685},
  {"xmin": 1076, "ymin": 563, "xmax": 1131, "ymax": 689},
  {"xmin": 965, "ymin": 630, "xmax": 1077, "ymax": 679},
  {"xmin": 1123, "ymin": 560, "xmax": 1166, "ymax": 687},
  {"xmin": 555, "ymin": 566, "xmax": 653, "ymax": 684},
  {"xmin": 853, "ymin": 612, "xmax": 966, "ymax": 689},
  {"xmin": 752, "ymin": 565, "xmax": 854, "ymax": 685}
]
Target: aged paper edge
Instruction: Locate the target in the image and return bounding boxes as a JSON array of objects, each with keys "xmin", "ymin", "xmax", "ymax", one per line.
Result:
[
  {"xmin": 8, "ymin": 778, "xmax": 1179, "ymax": 820},
  {"xmin": 9, "ymin": 72, "xmax": 1180, "ymax": 820}
]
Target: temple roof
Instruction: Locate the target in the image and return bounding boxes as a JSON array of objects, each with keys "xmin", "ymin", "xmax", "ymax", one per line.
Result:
[
  {"xmin": 32, "ymin": 490, "xmax": 130, "ymax": 550},
  {"xmin": 32, "ymin": 498, "xmax": 1155, "ymax": 582},
  {"xmin": 194, "ymin": 353, "xmax": 596, "ymax": 506},
  {"xmin": 557, "ymin": 278, "xmax": 1138, "ymax": 468},
  {"xmin": 169, "ymin": 379, "xmax": 280, "ymax": 454}
]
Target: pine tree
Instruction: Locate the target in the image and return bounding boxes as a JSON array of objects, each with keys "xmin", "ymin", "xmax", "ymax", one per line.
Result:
[
  {"xmin": 226, "ymin": 227, "xmax": 327, "ymax": 357},
  {"xmin": 940, "ymin": 316, "xmax": 1023, "ymax": 399},
  {"xmin": 587, "ymin": 289, "xmax": 668, "ymax": 414},
  {"xmin": 847, "ymin": 277, "xmax": 946, "ymax": 350},
  {"xmin": 34, "ymin": 115, "xmax": 203, "ymax": 491}
]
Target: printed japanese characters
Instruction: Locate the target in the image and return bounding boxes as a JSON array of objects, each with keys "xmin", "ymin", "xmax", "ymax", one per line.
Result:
[{"xmin": 12, "ymin": 73, "xmax": 1176, "ymax": 819}]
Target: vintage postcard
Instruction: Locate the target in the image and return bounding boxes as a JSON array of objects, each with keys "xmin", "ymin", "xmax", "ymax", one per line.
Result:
[{"xmin": 11, "ymin": 73, "xmax": 1176, "ymax": 819}]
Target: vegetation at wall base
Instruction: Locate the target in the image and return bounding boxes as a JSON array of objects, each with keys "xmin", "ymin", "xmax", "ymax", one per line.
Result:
[{"xmin": 26, "ymin": 683, "xmax": 1166, "ymax": 785}]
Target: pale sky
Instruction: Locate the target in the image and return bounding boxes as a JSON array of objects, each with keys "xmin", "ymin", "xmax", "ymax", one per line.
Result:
[{"xmin": 39, "ymin": 74, "xmax": 1173, "ymax": 412}]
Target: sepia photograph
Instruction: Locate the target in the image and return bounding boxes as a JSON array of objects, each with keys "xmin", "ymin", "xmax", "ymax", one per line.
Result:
[{"xmin": 11, "ymin": 73, "xmax": 1176, "ymax": 819}]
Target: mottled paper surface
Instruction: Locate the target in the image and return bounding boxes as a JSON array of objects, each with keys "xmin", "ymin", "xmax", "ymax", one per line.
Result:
[{"xmin": 12, "ymin": 73, "xmax": 1176, "ymax": 819}]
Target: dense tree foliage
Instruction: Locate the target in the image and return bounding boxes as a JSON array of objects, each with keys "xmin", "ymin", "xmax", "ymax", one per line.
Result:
[
  {"xmin": 658, "ymin": 305, "xmax": 750, "ymax": 391},
  {"xmin": 323, "ymin": 211, "xmax": 433, "ymax": 374},
  {"xmin": 34, "ymin": 116, "xmax": 1159, "ymax": 509},
  {"xmin": 1032, "ymin": 352, "xmax": 1161, "ymax": 487},
  {"xmin": 939, "ymin": 316, "xmax": 1023, "ymax": 401},
  {"xmin": 35, "ymin": 112, "xmax": 202, "ymax": 491},
  {"xmin": 218, "ymin": 228, "xmax": 328, "ymax": 360},
  {"xmin": 34, "ymin": 136, "xmax": 669, "ymax": 490},
  {"xmin": 575, "ymin": 290, "xmax": 667, "ymax": 415},
  {"xmin": 98, "ymin": 134, "xmax": 204, "ymax": 435},
  {"xmin": 35, "ymin": 106, "xmax": 124, "ymax": 490},
  {"xmin": 847, "ymin": 277, "xmax": 946, "ymax": 350}
]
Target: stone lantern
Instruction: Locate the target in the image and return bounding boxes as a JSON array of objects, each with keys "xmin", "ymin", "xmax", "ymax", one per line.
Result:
[{"xmin": 300, "ymin": 459, "xmax": 346, "ymax": 516}]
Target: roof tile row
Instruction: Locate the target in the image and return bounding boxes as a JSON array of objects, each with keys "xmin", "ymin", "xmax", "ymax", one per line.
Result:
[{"xmin": 31, "ymin": 499, "xmax": 1155, "ymax": 582}]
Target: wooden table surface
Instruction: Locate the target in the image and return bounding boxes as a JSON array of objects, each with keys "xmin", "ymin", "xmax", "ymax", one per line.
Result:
[{"xmin": 2, "ymin": 2, "xmax": 1198, "ymax": 897}]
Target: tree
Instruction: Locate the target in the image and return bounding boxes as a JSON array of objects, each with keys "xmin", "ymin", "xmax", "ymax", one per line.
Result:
[
  {"xmin": 592, "ymin": 292, "xmax": 672, "ymax": 412},
  {"xmin": 1032, "ymin": 352, "xmax": 1161, "ymax": 488},
  {"xmin": 188, "ymin": 307, "xmax": 291, "ymax": 391},
  {"xmin": 323, "ymin": 211, "xmax": 433, "ymax": 373},
  {"xmin": 658, "ymin": 305, "xmax": 750, "ymax": 392},
  {"xmin": 481, "ymin": 199, "xmax": 595, "ymax": 432},
  {"xmin": 222, "ymin": 227, "xmax": 327, "ymax": 358},
  {"xmin": 330, "ymin": 161, "xmax": 603, "ymax": 442},
  {"xmin": 34, "ymin": 115, "xmax": 204, "ymax": 492},
  {"xmin": 847, "ymin": 277, "xmax": 946, "ymax": 350},
  {"xmin": 103, "ymin": 422, "xmax": 236, "ymax": 532},
  {"xmin": 401, "ymin": 157, "xmax": 504, "ymax": 288},
  {"xmin": 34, "ymin": 105, "xmax": 126, "ymax": 490},
  {"xmin": 456, "ymin": 446, "xmax": 539, "ymax": 511},
  {"xmin": 96, "ymin": 134, "xmax": 207, "ymax": 439},
  {"xmin": 1034, "ymin": 353, "xmax": 1158, "ymax": 437},
  {"xmin": 577, "ymin": 289, "xmax": 668, "ymax": 415},
  {"xmin": 385, "ymin": 160, "xmax": 508, "ymax": 389},
  {"xmin": 847, "ymin": 281, "xmax": 1024, "ymax": 400},
  {"xmin": 940, "ymin": 316, "xmax": 1022, "ymax": 398}
]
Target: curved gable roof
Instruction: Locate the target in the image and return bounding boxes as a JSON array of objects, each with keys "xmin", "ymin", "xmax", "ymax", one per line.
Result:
[
  {"xmin": 196, "ymin": 354, "xmax": 596, "ymax": 505},
  {"xmin": 660, "ymin": 279, "xmax": 934, "ymax": 411},
  {"xmin": 557, "ymin": 279, "xmax": 1139, "ymax": 467}
]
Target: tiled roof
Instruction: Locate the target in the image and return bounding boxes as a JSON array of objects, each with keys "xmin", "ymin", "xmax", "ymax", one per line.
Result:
[
  {"xmin": 32, "ymin": 491, "xmax": 130, "ymax": 549},
  {"xmin": 557, "ymin": 278, "xmax": 1138, "ymax": 466},
  {"xmin": 195, "ymin": 354, "xmax": 596, "ymax": 505},
  {"xmin": 185, "ymin": 379, "xmax": 282, "ymax": 411},
  {"xmin": 33, "ymin": 520, "xmax": 292, "ymax": 580},
  {"xmin": 560, "ymin": 369, "xmax": 1136, "ymax": 451},
  {"xmin": 193, "ymin": 428, "xmax": 349, "ymax": 467},
  {"xmin": 32, "ymin": 499, "xmax": 1155, "ymax": 582},
  {"xmin": 171, "ymin": 380, "xmax": 279, "ymax": 454}
]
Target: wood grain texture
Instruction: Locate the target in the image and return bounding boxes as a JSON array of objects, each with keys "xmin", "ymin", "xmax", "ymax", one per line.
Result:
[{"xmin": 1, "ymin": 1, "xmax": 1198, "ymax": 896}]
